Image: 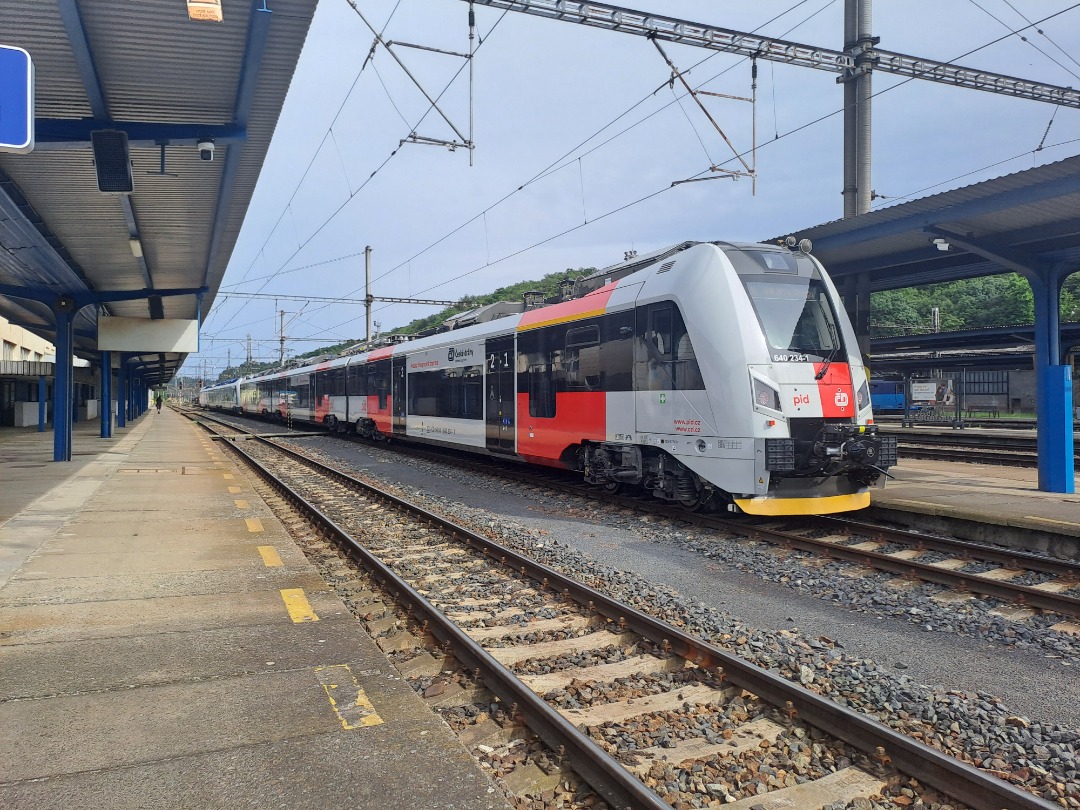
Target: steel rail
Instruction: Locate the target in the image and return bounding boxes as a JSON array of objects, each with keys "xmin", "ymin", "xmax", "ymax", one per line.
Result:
[
  {"xmin": 196, "ymin": 418, "xmax": 1058, "ymax": 810},
  {"xmin": 193, "ymin": 411, "xmax": 1078, "ymax": 606},
  {"xmin": 206, "ymin": 430, "xmax": 670, "ymax": 810},
  {"xmin": 815, "ymin": 515, "xmax": 1080, "ymax": 578},
  {"xmin": 709, "ymin": 517, "xmax": 1080, "ymax": 617}
]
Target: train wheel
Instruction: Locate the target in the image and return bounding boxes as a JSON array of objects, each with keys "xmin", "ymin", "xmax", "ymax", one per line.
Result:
[
  {"xmin": 677, "ymin": 493, "xmax": 705, "ymax": 512},
  {"xmin": 599, "ymin": 481, "xmax": 622, "ymax": 495},
  {"xmin": 326, "ymin": 415, "xmax": 337, "ymax": 432}
]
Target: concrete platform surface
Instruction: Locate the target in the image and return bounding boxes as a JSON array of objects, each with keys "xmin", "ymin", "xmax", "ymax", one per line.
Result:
[
  {"xmin": 0, "ymin": 409, "xmax": 508, "ymax": 810},
  {"xmin": 872, "ymin": 455, "xmax": 1080, "ymax": 548}
]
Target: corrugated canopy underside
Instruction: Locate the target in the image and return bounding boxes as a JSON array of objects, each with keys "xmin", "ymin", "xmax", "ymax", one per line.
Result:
[{"xmin": 0, "ymin": 0, "xmax": 316, "ymax": 385}]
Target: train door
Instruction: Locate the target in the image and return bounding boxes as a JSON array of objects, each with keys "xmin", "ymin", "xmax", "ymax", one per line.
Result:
[
  {"xmin": 485, "ymin": 336, "xmax": 515, "ymax": 453},
  {"xmin": 391, "ymin": 356, "xmax": 406, "ymax": 436}
]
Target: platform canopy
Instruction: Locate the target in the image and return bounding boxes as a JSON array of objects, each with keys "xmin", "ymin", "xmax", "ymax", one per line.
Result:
[
  {"xmin": 0, "ymin": 0, "xmax": 317, "ymax": 386},
  {"xmin": 780, "ymin": 155, "xmax": 1078, "ymax": 493},
  {"xmin": 786, "ymin": 154, "xmax": 1080, "ymax": 294}
]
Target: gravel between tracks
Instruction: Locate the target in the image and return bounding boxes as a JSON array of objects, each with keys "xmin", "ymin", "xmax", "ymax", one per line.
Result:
[{"xmin": 294, "ymin": 436, "xmax": 1079, "ymax": 807}]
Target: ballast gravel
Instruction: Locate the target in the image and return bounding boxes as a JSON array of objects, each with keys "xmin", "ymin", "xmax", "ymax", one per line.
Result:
[{"xmin": 297, "ymin": 437, "xmax": 1079, "ymax": 807}]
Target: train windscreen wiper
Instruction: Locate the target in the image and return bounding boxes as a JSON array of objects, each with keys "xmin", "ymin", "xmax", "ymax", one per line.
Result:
[{"xmin": 814, "ymin": 318, "xmax": 840, "ymax": 380}]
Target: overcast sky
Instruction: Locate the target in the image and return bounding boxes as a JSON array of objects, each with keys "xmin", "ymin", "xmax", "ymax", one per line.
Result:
[{"xmin": 187, "ymin": 0, "xmax": 1080, "ymax": 378}]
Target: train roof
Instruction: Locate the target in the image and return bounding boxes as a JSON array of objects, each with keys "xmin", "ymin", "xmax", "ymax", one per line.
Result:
[{"xmin": 224, "ymin": 239, "xmax": 813, "ymax": 386}]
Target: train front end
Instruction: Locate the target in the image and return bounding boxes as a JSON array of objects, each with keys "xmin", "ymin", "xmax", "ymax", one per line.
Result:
[{"xmin": 727, "ymin": 240, "xmax": 896, "ymax": 514}]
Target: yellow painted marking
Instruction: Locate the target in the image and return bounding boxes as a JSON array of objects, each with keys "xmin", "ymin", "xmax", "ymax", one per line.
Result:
[
  {"xmin": 234, "ymin": 499, "xmax": 250, "ymax": 509},
  {"xmin": 1023, "ymin": 515, "xmax": 1080, "ymax": 528},
  {"xmin": 885, "ymin": 499, "xmax": 941, "ymax": 511},
  {"xmin": 314, "ymin": 664, "xmax": 383, "ymax": 729},
  {"xmin": 245, "ymin": 517, "xmax": 264, "ymax": 533},
  {"xmin": 228, "ymin": 486, "xmax": 242, "ymax": 494},
  {"xmin": 258, "ymin": 546, "xmax": 283, "ymax": 567},
  {"xmin": 280, "ymin": 588, "xmax": 319, "ymax": 623},
  {"xmin": 734, "ymin": 491, "xmax": 870, "ymax": 516},
  {"xmin": 517, "ymin": 307, "xmax": 606, "ymax": 332},
  {"xmin": 223, "ymin": 473, "xmax": 234, "ymax": 480}
]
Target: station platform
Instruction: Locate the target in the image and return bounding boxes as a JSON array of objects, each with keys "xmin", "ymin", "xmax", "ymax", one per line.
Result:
[
  {"xmin": 0, "ymin": 410, "xmax": 508, "ymax": 809},
  {"xmin": 872, "ymin": 455, "xmax": 1080, "ymax": 554}
]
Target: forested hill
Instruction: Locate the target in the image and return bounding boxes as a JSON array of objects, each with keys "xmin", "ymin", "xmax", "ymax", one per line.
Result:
[
  {"xmin": 212, "ymin": 269, "xmax": 1080, "ymax": 383},
  {"xmin": 872, "ymin": 272, "xmax": 1080, "ymax": 336}
]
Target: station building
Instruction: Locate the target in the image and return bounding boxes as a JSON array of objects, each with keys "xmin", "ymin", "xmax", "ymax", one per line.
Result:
[{"xmin": 0, "ymin": 315, "xmax": 98, "ymax": 427}]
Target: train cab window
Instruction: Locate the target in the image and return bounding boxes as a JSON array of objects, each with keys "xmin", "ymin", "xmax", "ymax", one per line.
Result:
[
  {"xmin": 741, "ymin": 275, "xmax": 842, "ymax": 359},
  {"xmin": 565, "ymin": 325, "xmax": 601, "ymax": 391}
]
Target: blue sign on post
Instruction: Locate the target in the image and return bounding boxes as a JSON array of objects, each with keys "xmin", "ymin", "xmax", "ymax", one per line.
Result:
[{"xmin": 0, "ymin": 45, "xmax": 34, "ymax": 154}]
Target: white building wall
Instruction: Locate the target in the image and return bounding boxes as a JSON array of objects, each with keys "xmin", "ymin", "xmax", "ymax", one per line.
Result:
[{"xmin": 0, "ymin": 318, "xmax": 55, "ymax": 358}]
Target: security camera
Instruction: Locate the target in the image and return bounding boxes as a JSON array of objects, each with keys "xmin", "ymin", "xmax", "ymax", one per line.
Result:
[{"xmin": 197, "ymin": 139, "xmax": 215, "ymax": 161}]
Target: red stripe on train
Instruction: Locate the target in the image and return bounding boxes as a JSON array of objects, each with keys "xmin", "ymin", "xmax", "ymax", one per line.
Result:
[
  {"xmin": 814, "ymin": 362, "xmax": 855, "ymax": 418},
  {"xmin": 516, "ymin": 391, "xmax": 606, "ymax": 466}
]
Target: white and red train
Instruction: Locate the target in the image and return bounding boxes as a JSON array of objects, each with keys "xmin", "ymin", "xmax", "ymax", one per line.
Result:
[{"xmin": 200, "ymin": 241, "xmax": 896, "ymax": 515}]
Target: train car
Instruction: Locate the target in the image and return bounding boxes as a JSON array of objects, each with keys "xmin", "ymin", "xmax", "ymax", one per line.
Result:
[
  {"xmin": 869, "ymin": 379, "xmax": 906, "ymax": 413},
  {"xmin": 198, "ymin": 378, "xmax": 240, "ymax": 411},
  {"xmin": 200, "ymin": 240, "xmax": 896, "ymax": 515}
]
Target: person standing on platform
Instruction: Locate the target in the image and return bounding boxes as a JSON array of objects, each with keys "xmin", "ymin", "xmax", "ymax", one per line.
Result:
[{"xmin": 155, "ymin": 394, "xmax": 163, "ymax": 413}]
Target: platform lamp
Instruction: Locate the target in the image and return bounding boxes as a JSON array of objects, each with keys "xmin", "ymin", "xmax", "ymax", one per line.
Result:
[{"xmin": 90, "ymin": 130, "xmax": 133, "ymax": 194}]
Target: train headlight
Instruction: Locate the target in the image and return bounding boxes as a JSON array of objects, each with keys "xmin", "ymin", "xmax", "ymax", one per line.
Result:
[
  {"xmin": 753, "ymin": 378, "xmax": 781, "ymax": 411},
  {"xmin": 857, "ymin": 380, "xmax": 870, "ymax": 410}
]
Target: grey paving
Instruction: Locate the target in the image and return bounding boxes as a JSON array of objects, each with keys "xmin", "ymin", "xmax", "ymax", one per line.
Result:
[{"xmin": 0, "ymin": 410, "xmax": 508, "ymax": 810}]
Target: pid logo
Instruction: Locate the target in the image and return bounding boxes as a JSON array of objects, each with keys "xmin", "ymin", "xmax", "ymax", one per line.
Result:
[
  {"xmin": 834, "ymin": 390, "xmax": 849, "ymax": 408},
  {"xmin": 792, "ymin": 393, "xmax": 810, "ymax": 407}
]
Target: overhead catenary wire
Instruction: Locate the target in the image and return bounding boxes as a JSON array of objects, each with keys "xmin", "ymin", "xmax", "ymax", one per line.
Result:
[
  {"xmin": 965, "ymin": 0, "xmax": 1080, "ymax": 82},
  {"xmin": 203, "ymin": 1, "xmax": 509, "ymax": 341},
  {"xmin": 198, "ymin": 1, "xmax": 1079, "ymax": 375},
  {"xmin": 369, "ymin": 3, "xmax": 1080, "ymax": 307},
  {"xmin": 202, "ymin": 0, "xmax": 408, "ymax": 335},
  {"xmin": 272, "ymin": 0, "xmax": 1080, "ymax": 348},
  {"xmin": 367, "ymin": 0, "xmax": 833, "ymax": 289},
  {"xmin": 1000, "ymin": 0, "xmax": 1080, "ymax": 71}
]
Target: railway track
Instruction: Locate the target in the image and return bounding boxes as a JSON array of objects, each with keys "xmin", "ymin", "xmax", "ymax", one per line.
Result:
[
  {"xmin": 893, "ymin": 441, "xmax": 1041, "ymax": 467},
  {"xmin": 887, "ymin": 430, "xmax": 1079, "ymax": 468},
  {"xmin": 187, "ymin": 410, "xmax": 1059, "ymax": 810},
  {"xmin": 189, "ymin": 410, "xmax": 1080, "ymax": 621}
]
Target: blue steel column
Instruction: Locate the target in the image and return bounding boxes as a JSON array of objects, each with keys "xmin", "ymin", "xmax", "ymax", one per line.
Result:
[
  {"xmin": 1029, "ymin": 264, "xmax": 1075, "ymax": 493},
  {"xmin": 117, "ymin": 355, "xmax": 128, "ymax": 428},
  {"xmin": 38, "ymin": 375, "xmax": 46, "ymax": 432},
  {"xmin": 100, "ymin": 351, "xmax": 112, "ymax": 438},
  {"xmin": 52, "ymin": 309, "xmax": 74, "ymax": 462}
]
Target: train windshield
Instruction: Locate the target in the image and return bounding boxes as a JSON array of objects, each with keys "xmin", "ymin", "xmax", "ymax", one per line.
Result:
[{"xmin": 740, "ymin": 275, "xmax": 842, "ymax": 358}]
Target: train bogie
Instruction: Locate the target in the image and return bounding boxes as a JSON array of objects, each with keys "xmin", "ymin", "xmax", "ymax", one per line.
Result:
[{"xmin": 199, "ymin": 240, "xmax": 895, "ymax": 515}]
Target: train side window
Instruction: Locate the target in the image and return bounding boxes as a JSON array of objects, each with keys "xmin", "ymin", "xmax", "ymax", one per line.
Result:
[
  {"xmin": 673, "ymin": 328, "xmax": 704, "ymax": 391},
  {"xmin": 528, "ymin": 350, "xmax": 559, "ymax": 418},
  {"xmin": 462, "ymin": 366, "xmax": 482, "ymax": 418},
  {"xmin": 347, "ymin": 364, "xmax": 367, "ymax": 396},
  {"xmin": 565, "ymin": 325, "xmax": 601, "ymax": 391},
  {"xmin": 649, "ymin": 307, "xmax": 673, "ymax": 358},
  {"xmin": 634, "ymin": 303, "xmax": 704, "ymax": 391},
  {"xmin": 370, "ymin": 362, "xmax": 390, "ymax": 410}
]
